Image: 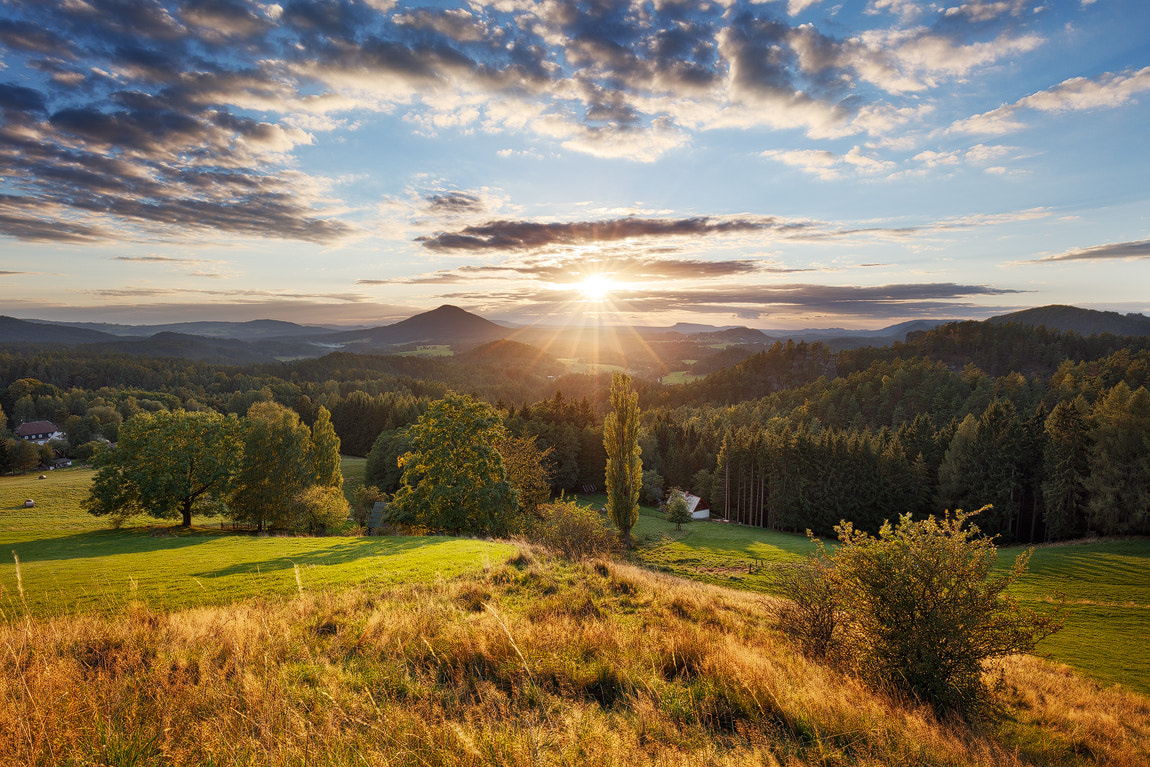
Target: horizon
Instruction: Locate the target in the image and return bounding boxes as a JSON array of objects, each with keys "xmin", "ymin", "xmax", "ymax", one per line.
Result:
[
  {"xmin": 1, "ymin": 1, "xmax": 1149, "ymax": 328},
  {"xmin": 7, "ymin": 300, "xmax": 1149, "ymax": 336}
]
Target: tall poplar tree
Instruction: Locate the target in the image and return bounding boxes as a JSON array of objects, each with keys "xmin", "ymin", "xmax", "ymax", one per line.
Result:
[{"xmin": 604, "ymin": 372, "xmax": 642, "ymax": 549}]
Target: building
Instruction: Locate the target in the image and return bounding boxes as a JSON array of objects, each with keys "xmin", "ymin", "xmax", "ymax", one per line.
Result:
[{"xmin": 15, "ymin": 421, "xmax": 64, "ymax": 444}]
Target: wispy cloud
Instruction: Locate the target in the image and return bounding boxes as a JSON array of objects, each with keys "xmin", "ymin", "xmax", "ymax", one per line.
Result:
[
  {"xmin": 1030, "ymin": 239, "xmax": 1150, "ymax": 263},
  {"xmin": 441, "ymin": 281, "xmax": 1023, "ymax": 322},
  {"xmin": 951, "ymin": 66, "xmax": 1150, "ymax": 135}
]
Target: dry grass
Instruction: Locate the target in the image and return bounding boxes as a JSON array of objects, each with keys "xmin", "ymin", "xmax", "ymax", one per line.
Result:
[{"xmin": 2, "ymin": 548, "xmax": 1146, "ymax": 766}]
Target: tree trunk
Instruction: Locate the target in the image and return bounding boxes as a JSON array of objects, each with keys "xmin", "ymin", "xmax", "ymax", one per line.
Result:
[{"xmin": 181, "ymin": 498, "xmax": 193, "ymax": 527}]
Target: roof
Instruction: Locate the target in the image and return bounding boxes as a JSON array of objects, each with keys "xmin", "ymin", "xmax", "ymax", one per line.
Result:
[{"xmin": 15, "ymin": 421, "xmax": 58, "ymax": 436}]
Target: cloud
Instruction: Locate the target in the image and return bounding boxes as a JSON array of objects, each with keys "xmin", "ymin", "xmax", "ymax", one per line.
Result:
[
  {"xmin": 112, "ymin": 255, "xmax": 220, "ymax": 264},
  {"xmin": 0, "ymin": 0, "xmax": 1091, "ymax": 246},
  {"xmin": 423, "ymin": 191, "xmax": 485, "ymax": 215},
  {"xmin": 951, "ymin": 66, "xmax": 1150, "ymax": 135},
  {"xmin": 415, "ymin": 215, "xmax": 808, "ymax": 253},
  {"xmin": 1031, "ymin": 239, "xmax": 1150, "ymax": 263},
  {"xmin": 440, "ymin": 281, "xmax": 1024, "ymax": 321},
  {"xmin": 360, "ymin": 252, "xmax": 786, "ymax": 286}
]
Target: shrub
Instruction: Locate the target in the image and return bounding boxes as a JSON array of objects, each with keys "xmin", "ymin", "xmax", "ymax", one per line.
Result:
[
  {"xmin": 290, "ymin": 485, "xmax": 351, "ymax": 534},
  {"xmin": 527, "ymin": 499, "xmax": 620, "ymax": 559},
  {"xmin": 783, "ymin": 507, "xmax": 1063, "ymax": 720},
  {"xmin": 768, "ymin": 555, "xmax": 838, "ymax": 660}
]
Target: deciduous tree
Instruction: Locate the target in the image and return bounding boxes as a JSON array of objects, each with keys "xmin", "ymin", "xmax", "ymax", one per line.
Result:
[
  {"xmin": 84, "ymin": 410, "xmax": 241, "ymax": 527},
  {"xmin": 604, "ymin": 372, "xmax": 642, "ymax": 549},
  {"xmin": 390, "ymin": 395, "xmax": 518, "ymax": 535}
]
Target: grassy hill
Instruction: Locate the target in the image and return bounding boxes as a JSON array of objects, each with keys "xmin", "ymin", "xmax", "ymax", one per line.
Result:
[{"xmin": 2, "ymin": 469, "xmax": 1149, "ymax": 765}]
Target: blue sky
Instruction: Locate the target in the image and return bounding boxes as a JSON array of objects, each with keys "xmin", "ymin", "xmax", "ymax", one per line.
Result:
[{"xmin": 1, "ymin": 0, "xmax": 1148, "ymax": 329}]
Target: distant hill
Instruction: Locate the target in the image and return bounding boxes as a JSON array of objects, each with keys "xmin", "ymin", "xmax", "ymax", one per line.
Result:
[
  {"xmin": 990, "ymin": 305, "xmax": 1150, "ymax": 337},
  {"xmin": 87, "ymin": 332, "xmax": 278, "ymax": 364},
  {"xmin": 323, "ymin": 305, "xmax": 509, "ymax": 350},
  {"xmin": 456, "ymin": 339, "xmax": 564, "ymax": 375},
  {"xmin": 46, "ymin": 318, "xmax": 351, "ymax": 340},
  {"xmin": 690, "ymin": 326, "xmax": 775, "ymax": 345},
  {"xmin": 0, "ymin": 316, "xmax": 118, "ymax": 345}
]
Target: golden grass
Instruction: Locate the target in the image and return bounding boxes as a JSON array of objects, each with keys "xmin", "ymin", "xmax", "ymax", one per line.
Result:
[{"xmin": 2, "ymin": 549, "xmax": 1146, "ymax": 766}]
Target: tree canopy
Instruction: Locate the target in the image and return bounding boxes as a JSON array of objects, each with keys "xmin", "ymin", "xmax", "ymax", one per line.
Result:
[
  {"xmin": 85, "ymin": 409, "xmax": 241, "ymax": 527},
  {"xmin": 389, "ymin": 394, "xmax": 518, "ymax": 535}
]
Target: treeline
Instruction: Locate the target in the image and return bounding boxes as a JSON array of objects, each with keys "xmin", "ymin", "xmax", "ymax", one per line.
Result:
[
  {"xmin": 3, "ymin": 319, "xmax": 1150, "ymax": 543},
  {"xmin": 642, "ymin": 348, "xmax": 1150, "ymax": 541}
]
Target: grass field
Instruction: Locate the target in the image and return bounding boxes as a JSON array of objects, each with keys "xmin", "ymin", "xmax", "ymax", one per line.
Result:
[
  {"xmin": 395, "ymin": 344, "xmax": 454, "ymax": 357},
  {"xmin": 576, "ymin": 496, "xmax": 1150, "ymax": 696},
  {"xmin": 661, "ymin": 370, "xmax": 701, "ymax": 385},
  {"xmin": 4, "ymin": 470, "xmax": 1148, "ymax": 697},
  {"xmin": 0, "ymin": 467, "xmax": 513, "ymax": 618}
]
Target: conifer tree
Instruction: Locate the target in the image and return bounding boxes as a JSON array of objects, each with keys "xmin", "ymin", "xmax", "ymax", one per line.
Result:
[
  {"xmin": 1043, "ymin": 397, "xmax": 1092, "ymax": 540},
  {"xmin": 310, "ymin": 405, "xmax": 343, "ymax": 488}
]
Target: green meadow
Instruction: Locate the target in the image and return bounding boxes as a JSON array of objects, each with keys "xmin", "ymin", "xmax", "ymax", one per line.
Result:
[
  {"xmin": 0, "ymin": 467, "xmax": 513, "ymax": 618},
  {"xmin": 600, "ymin": 496, "xmax": 1150, "ymax": 696},
  {"xmin": 3, "ymin": 469, "xmax": 1147, "ymax": 696}
]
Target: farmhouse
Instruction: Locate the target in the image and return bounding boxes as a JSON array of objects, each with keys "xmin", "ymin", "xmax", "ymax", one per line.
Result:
[{"xmin": 15, "ymin": 420, "xmax": 63, "ymax": 444}]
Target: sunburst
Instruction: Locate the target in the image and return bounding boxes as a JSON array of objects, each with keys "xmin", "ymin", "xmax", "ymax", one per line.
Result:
[{"xmin": 576, "ymin": 274, "xmax": 615, "ymax": 302}]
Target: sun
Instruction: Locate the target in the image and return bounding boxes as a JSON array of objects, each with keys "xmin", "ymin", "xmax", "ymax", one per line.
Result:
[{"xmin": 577, "ymin": 274, "xmax": 615, "ymax": 301}]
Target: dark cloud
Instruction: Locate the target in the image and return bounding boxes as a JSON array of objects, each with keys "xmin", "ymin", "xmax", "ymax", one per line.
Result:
[
  {"xmin": 178, "ymin": 0, "xmax": 271, "ymax": 40},
  {"xmin": 0, "ymin": 83, "xmax": 48, "ymax": 113},
  {"xmin": 416, "ymin": 216, "xmax": 804, "ymax": 252},
  {"xmin": 0, "ymin": 18, "xmax": 73, "ymax": 56},
  {"xmin": 282, "ymin": 0, "xmax": 372, "ymax": 38},
  {"xmin": 1034, "ymin": 239, "xmax": 1150, "ymax": 262},
  {"xmin": 424, "ymin": 191, "xmax": 484, "ymax": 215}
]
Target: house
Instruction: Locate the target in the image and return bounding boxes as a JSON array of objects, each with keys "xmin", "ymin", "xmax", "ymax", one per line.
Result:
[
  {"xmin": 669, "ymin": 489, "xmax": 711, "ymax": 520},
  {"xmin": 15, "ymin": 421, "xmax": 64, "ymax": 444}
]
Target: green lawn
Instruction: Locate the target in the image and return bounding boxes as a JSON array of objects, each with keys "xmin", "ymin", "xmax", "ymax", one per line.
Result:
[{"xmin": 0, "ymin": 467, "xmax": 513, "ymax": 618}]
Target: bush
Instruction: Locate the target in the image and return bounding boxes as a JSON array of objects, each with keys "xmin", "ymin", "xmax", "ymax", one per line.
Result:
[
  {"xmin": 527, "ymin": 499, "xmax": 620, "ymax": 559},
  {"xmin": 781, "ymin": 507, "xmax": 1063, "ymax": 720},
  {"xmin": 768, "ymin": 555, "xmax": 838, "ymax": 661},
  {"xmin": 290, "ymin": 485, "xmax": 351, "ymax": 534}
]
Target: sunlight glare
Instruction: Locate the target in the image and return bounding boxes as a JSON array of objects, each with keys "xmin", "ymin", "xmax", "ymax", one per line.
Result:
[{"xmin": 577, "ymin": 274, "xmax": 614, "ymax": 301}]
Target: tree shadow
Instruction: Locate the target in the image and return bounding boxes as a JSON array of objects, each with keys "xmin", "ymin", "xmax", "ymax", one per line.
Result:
[
  {"xmin": 192, "ymin": 536, "xmax": 450, "ymax": 578},
  {"xmin": 6, "ymin": 527, "xmax": 450, "ymax": 573}
]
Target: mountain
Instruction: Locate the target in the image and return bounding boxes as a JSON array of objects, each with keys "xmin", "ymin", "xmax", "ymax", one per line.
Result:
[
  {"xmin": 322, "ymin": 305, "xmax": 509, "ymax": 350},
  {"xmin": 45, "ymin": 318, "xmax": 352, "ymax": 340},
  {"xmin": 990, "ymin": 305, "xmax": 1150, "ymax": 337},
  {"xmin": 0, "ymin": 316, "xmax": 118, "ymax": 345}
]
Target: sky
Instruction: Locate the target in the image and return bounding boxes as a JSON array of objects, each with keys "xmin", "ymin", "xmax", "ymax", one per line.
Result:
[{"xmin": 1, "ymin": 0, "xmax": 1148, "ymax": 330}]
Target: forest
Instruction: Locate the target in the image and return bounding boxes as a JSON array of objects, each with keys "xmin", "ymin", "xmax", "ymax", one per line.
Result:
[{"xmin": 2, "ymin": 314, "xmax": 1148, "ymax": 543}]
